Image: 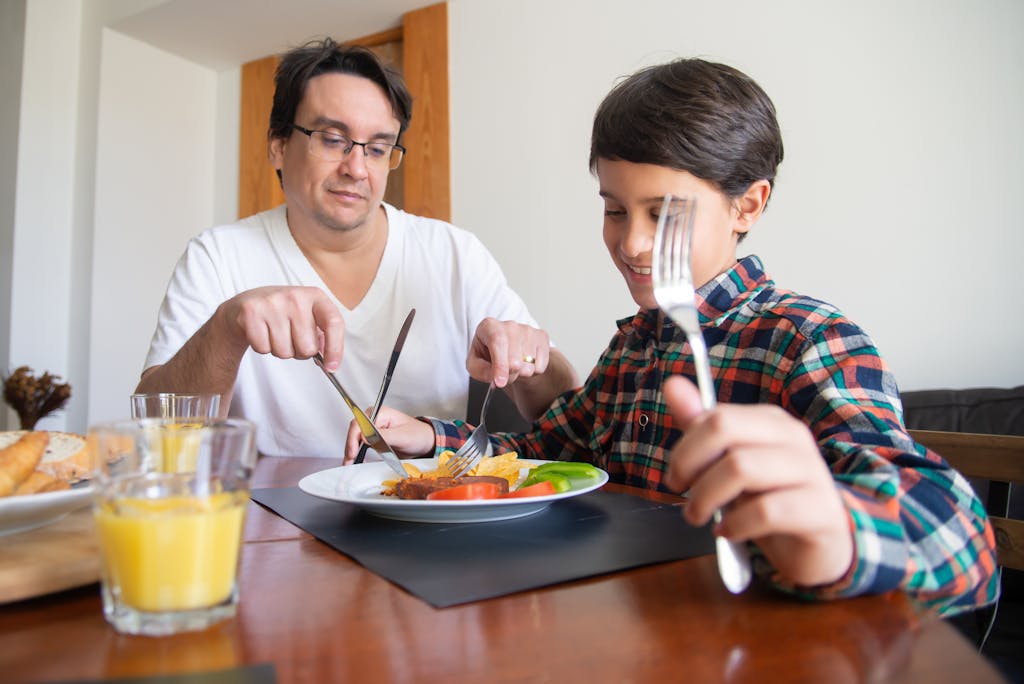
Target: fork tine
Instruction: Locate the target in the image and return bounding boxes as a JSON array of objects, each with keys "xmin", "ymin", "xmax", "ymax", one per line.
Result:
[
  {"xmin": 446, "ymin": 383, "xmax": 494, "ymax": 478},
  {"xmin": 679, "ymin": 197, "xmax": 696, "ymax": 282},
  {"xmin": 653, "ymin": 203, "xmax": 667, "ymax": 286},
  {"xmin": 448, "ymin": 437, "xmax": 482, "ymax": 478},
  {"xmin": 666, "ymin": 196, "xmax": 690, "ymax": 287},
  {"xmin": 667, "ymin": 200, "xmax": 680, "ymax": 285}
]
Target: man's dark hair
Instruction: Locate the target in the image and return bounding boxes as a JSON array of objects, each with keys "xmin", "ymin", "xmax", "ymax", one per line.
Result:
[
  {"xmin": 269, "ymin": 37, "xmax": 413, "ymax": 142},
  {"xmin": 589, "ymin": 58, "xmax": 784, "ymax": 202}
]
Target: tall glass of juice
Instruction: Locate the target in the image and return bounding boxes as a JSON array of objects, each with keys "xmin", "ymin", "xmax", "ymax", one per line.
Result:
[
  {"xmin": 129, "ymin": 393, "xmax": 220, "ymax": 473},
  {"xmin": 87, "ymin": 417, "xmax": 257, "ymax": 636}
]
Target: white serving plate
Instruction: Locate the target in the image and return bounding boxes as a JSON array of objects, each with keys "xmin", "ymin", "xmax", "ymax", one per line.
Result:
[
  {"xmin": 298, "ymin": 458, "xmax": 608, "ymax": 523},
  {"xmin": 0, "ymin": 485, "xmax": 94, "ymax": 537}
]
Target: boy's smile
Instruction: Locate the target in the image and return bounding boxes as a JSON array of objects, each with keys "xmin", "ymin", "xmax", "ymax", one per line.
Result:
[{"xmin": 596, "ymin": 159, "xmax": 762, "ymax": 310}]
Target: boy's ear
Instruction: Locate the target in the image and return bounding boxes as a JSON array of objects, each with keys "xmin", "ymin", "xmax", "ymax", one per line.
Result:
[{"xmin": 733, "ymin": 180, "xmax": 772, "ymax": 235}]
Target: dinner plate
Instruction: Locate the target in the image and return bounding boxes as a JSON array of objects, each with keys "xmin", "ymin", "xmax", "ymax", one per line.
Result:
[
  {"xmin": 0, "ymin": 485, "xmax": 94, "ymax": 537},
  {"xmin": 298, "ymin": 458, "xmax": 609, "ymax": 523}
]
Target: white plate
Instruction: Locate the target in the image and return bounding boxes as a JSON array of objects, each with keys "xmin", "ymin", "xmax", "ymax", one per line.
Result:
[
  {"xmin": 298, "ymin": 458, "xmax": 608, "ymax": 523},
  {"xmin": 0, "ymin": 485, "xmax": 94, "ymax": 537}
]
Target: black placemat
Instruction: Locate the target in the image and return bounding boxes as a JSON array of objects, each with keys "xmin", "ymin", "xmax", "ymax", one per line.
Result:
[{"xmin": 251, "ymin": 487, "xmax": 715, "ymax": 608}]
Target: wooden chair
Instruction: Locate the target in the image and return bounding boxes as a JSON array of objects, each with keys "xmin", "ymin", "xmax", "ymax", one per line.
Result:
[{"xmin": 909, "ymin": 429, "xmax": 1024, "ymax": 571}]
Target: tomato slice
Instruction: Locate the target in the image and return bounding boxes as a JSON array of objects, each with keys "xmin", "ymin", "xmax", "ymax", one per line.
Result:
[
  {"xmin": 500, "ymin": 481, "xmax": 558, "ymax": 499},
  {"xmin": 426, "ymin": 482, "xmax": 502, "ymax": 500}
]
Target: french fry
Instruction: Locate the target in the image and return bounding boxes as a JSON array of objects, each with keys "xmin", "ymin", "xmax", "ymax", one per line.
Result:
[
  {"xmin": 0, "ymin": 431, "xmax": 49, "ymax": 496},
  {"xmin": 381, "ymin": 451, "xmax": 535, "ymax": 495}
]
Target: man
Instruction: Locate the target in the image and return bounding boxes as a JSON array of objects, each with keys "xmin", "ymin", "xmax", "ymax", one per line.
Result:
[{"xmin": 137, "ymin": 39, "xmax": 578, "ymax": 457}]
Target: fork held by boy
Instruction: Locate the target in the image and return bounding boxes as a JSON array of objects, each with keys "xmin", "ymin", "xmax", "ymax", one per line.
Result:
[{"xmin": 652, "ymin": 194, "xmax": 753, "ymax": 595}]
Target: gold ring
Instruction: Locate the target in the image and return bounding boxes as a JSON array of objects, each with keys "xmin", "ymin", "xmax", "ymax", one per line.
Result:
[{"xmin": 522, "ymin": 355, "xmax": 536, "ymax": 364}]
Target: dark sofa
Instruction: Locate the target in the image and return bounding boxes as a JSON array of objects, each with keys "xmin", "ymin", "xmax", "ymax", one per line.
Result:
[{"xmin": 901, "ymin": 385, "xmax": 1024, "ymax": 682}]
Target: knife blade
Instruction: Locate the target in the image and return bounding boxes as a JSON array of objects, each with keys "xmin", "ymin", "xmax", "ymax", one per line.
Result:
[
  {"xmin": 313, "ymin": 353, "xmax": 408, "ymax": 479},
  {"xmin": 355, "ymin": 308, "xmax": 416, "ymax": 464}
]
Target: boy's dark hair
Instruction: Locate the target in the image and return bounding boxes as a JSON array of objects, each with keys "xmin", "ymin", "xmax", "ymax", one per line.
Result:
[
  {"xmin": 269, "ymin": 37, "xmax": 413, "ymax": 142},
  {"xmin": 589, "ymin": 58, "xmax": 784, "ymax": 201}
]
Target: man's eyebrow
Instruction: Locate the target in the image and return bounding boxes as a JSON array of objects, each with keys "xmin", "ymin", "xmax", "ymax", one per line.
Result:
[{"xmin": 310, "ymin": 116, "xmax": 399, "ymax": 142}]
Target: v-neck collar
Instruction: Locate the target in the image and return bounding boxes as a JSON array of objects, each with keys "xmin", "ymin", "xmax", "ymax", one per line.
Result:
[{"xmin": 267, "ymin": 202, "xmax": 403, "ymax": 324}]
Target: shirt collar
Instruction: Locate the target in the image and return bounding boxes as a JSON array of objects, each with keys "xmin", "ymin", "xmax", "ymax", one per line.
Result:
[
  {"xmin": 621, "ymin": 255, "xmax": 772, "ymax": 343},
  {"xmin": 699, "ymin": 254, "xmax": 771, "ymax": 324}
]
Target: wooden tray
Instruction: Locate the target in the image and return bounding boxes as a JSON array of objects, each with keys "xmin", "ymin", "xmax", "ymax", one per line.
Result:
[{"xmin": 0, "ymin": 507, "xmax": 100, "ymax": 604}]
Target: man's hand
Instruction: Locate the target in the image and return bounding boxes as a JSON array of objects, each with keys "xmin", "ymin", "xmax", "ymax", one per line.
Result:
[
  {"xmin": 137, "ymin": 286, "xmax": 345, "ymax": 402},
  {"xmin": 467, "ymin": 318, "xmax": 580, "ymax": 421},
  {"xmin": 662, "ymin": 376, "xmax": 855, "ymax": 587},
  {"xmin": 217, "ymin": 286, "xmax": 345, "ymax": 371},
  {"xmin": 343, "ymin": 406, "xmax": 436, "ymax": 464},
  {"xmin": 467, "ymin": 317, "xmax": 552, "ymax": 387}
]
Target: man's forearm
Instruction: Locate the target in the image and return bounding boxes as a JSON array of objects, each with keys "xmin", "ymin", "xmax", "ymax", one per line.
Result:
[
  {"xmin": 135, "ymin": 309, "xmax": 248, "ymax": 408},
  {"xmin": 508, "ymin": 349, "xmax": 580, "ymax": 420}
]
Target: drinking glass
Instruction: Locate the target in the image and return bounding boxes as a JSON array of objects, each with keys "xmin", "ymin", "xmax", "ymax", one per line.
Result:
[
  {"xmin": 130, "ymin": 393, "xmax": 221, "ymax": 472},
  {"xmin": 87, "ymin": 417, "xmax": 257, "ymax": 636},
  {"xmin": 130, "ymin": 392, "xmax": 220, "ymax": 421}
]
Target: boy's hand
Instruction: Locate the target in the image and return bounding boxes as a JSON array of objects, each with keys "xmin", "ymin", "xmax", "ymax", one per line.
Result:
[
  {"xmin": 662, "ymin": 376, "xmax": 855, "ymax": 588},
  {"xmin": 343, "ymin": 406, "xmax": 435, "ymax": 464}
]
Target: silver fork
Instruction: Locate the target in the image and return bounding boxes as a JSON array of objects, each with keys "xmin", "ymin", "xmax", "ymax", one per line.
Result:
[
  {"xmin": 652, "ymin": 194, "xmax": 753, "ymax": 595},
  {"xmin": 446, "ymin": 382, "xmax": 496, "ymax": 478}
]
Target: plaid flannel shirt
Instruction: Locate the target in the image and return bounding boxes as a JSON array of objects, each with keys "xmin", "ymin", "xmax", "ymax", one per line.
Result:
[{"xmin": 426, "ymin": 255, "xmax": 998, "ymax": 615}]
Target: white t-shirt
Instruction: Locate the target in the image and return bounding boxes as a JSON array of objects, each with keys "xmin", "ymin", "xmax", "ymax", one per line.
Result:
[{"xmin": 143, "ymin": 203, "xmax": 540, "ymax": 458}]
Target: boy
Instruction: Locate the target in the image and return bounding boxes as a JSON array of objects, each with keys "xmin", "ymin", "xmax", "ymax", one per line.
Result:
[{"xmin": 345, "ymin": 58, "xmax": 997, "ymax": 615}]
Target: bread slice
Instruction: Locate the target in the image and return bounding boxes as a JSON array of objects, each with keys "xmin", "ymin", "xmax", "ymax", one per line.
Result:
[
  {"xmin": 0, "ymin": 431, "xmax": 48, "ymax": 496},
  {"xmin": 0, "ymin": 430, "xmax": 89, "ymax": 483},
  {"xmin": 14, "ymin": 470, "xmax": 69, "ymax": 494}
]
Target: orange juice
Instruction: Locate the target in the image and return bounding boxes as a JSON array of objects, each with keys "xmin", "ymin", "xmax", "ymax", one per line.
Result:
[
  {"xmin": 157, "ymin": 423, "xmax": 203, "ymax": 472},
  {"xmin": 95, "ymin": 491, "xmax": 247, "ymax": 612}
]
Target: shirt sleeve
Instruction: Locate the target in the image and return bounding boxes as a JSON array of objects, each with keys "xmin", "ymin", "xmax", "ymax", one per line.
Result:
[
  {"xmin": 771, "ymin": 320, "xmax": 999, "ymax": 615},
  {"xmin": 143, "ymin": 237, "xmax": 227, "ymax": 371},
  {"xmin": 451, "ymin": 229, "xmax": 543, "ymax": 332}
]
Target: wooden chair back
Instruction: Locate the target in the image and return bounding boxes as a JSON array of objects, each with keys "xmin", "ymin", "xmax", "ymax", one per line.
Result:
[{"xmin": 909, "ymin": 429, "xmax": 1024, "ymax": 571}]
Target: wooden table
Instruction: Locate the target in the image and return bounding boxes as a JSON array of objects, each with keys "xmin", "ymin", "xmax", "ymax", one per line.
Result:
[{"xmin": 0, "ymin": 457, "xmax": 1005, "ymax": 683}]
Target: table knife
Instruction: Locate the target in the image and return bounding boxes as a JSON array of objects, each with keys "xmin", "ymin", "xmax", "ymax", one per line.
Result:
[
  {"xmin": 313, "ymin": 353, "xmax": 408, "ymax": 480},
  {"xmin": 355, "ymin": 308, "xmax": 416, "ymax": 464}
]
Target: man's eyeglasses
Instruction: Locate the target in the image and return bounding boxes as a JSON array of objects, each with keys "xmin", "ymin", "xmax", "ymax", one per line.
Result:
[{"xmin": 291, "ymin": 124, "xmax": 405, "ymax": 170}]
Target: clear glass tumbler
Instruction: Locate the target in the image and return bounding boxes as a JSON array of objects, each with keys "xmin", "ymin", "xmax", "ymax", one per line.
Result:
[
  {"xmin": 87, "ymin": 417, "xmax": 256, "ymax": 636},
  {"xmin": 129, "ymin": 392, "xmax": 221, "ymax": 421}
]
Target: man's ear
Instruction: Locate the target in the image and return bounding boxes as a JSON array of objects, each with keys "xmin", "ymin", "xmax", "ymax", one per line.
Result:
[
  {"xmin": 733, "ymin": 179, "xmax": 772, "ymax": 236},
  {"xmin": 268, "ymin": 136, "xmax": 286, "ymax": 172}
]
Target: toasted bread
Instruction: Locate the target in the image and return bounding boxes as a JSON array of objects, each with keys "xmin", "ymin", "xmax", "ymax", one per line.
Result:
[
  {"xmin": 0, "ymin": 430, "xmax": 89, "ymax": 484},
  {"xmin": 0, "ymin": 431, "xmax": 49, "ymax": 496},
  {"xmin": 13, "ymin": 469, "xmax": 70, "ymax": 495}
]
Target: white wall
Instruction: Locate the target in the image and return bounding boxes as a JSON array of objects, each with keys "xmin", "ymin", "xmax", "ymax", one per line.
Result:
[
  {"xmin": 0, "ymin": 0, "xmax": 26, "ymax": 429},
  {"xmin": 8, "ymin": 0, "xmax": 82, "ymax": 431},
  {"xmin": 5, "ymin": 0, "xmax": 183, "ymax": 432},
  {"xmin": 214, "ymin": 67, "xmax": 241, "ymax": 226},
  {"xmin": 88, "ymin": 30, "xmax": 218, "ymax": 423},
  {"xmin": 448, "ymin": 0, "xmax": 1024, "ymax": 392}
]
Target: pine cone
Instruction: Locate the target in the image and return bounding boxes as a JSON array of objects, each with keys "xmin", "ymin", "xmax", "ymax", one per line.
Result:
[{"xmin": 2, "ymin": 366, "xmax": 72, "ymax": 430}]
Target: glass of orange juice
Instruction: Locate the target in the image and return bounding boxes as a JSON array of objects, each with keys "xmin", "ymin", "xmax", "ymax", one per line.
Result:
[
  {"xmin": 129, "ymin": 393, "xmax": 220, "ymax": 421},
  {"xmin": 87, "ymin": 417, "xmax": 256, "ymax": 636},
  {"xmin": 129, "ymin": 393, "xmax": 221, "ymax": 473}
]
